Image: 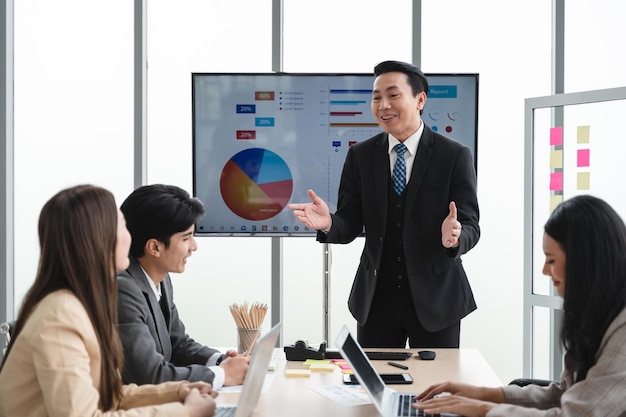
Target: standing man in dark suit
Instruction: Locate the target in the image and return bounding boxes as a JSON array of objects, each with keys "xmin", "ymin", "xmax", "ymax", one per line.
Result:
[
  {"xmin": 288, "ymin": 60, "xmax": 480, "ymax": 348},
  {"xmin": 117, "ymin": 184, "xmax": 249, "ymax": 387}
]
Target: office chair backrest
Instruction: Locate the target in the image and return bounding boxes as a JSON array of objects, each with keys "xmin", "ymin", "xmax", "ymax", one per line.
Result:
[
  {"xmin": 508, "ymin": 378, "xmax": 554, "ymax": 387},
  {"xmin": 1, "ymin": 321, "xmax": 15, "ymax": 360}
]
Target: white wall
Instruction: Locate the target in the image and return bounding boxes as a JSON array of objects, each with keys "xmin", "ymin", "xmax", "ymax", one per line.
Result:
[{"xmin": 11, "ymin": 0, "xmax": 626, "ymax": 386}]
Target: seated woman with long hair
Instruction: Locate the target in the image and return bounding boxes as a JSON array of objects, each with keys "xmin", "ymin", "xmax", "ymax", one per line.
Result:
[
  {"xmin": 0, "ymin": 184, "xmax": 217, "ymax": 417},
  {"xmin": 414, "ymin": 194, "xmax": 626, "ymax": 416}
]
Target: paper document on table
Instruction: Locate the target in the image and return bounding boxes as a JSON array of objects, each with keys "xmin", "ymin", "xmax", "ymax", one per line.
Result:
[
  {"xmin": 267, "ymin": 354, "xmax": 278, "ymax": 371},
  {"xmin": 311, "ymin": 385, "xmax": 372, "ymax": 406},
  {"xmin": 218, "ymin": 374, "xmax": 276, "ymax": 394}
]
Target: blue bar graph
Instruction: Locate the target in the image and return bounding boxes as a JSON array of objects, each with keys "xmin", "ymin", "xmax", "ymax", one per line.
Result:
[{"xmin": 330, "ymin": 89, "xmax": 372, "ymax": 94}]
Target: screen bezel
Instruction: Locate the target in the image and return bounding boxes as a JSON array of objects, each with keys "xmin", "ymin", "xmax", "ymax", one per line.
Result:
[{"xmin": 192, "ymin": 72, "xmax": 478, "ymax": 237}]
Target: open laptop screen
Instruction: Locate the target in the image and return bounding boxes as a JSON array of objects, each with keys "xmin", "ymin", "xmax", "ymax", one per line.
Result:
[{"xmin": 337, "ymin": 326, "xmax": 385, "ymax": 404}]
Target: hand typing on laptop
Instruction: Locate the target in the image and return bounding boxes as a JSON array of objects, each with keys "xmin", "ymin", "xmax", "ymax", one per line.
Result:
[
  {"xmin": 214, "ymin": 324, "xmax": 281, "ymax": 417},
  {"xmin": 220, "ymin": 353, "xmax": 251, "ymax": 386},
  {"xmin": 336, "ymin": 325, "xmax": 462, "ymax": 417},
  {"xmin": 414, "ymin": 381, "xmax": 504, "ymax": 416}
]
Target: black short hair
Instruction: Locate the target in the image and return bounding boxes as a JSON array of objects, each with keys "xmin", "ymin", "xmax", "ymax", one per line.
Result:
[
  {"xmin": 121, "ymin": 184, "xmax": 206, "ymax": 258},
  {"xmin": 373, "ymin": 60, "xmax": 429, "ymax": 97}
]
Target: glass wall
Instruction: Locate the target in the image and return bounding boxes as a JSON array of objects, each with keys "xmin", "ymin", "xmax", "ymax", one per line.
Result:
[
  {"xmin": 13, "ymin": 0, "xmax": 135, "ymax": 305},
  {"xmin": 564, "ymin": 2, "xmax": 626, "ymax": 92},
  {"xmin": 421, "ymin": 0, "xmax": 552, "ymax": 382},
  {"xmin": 8, "ymin": 0, "xmax": 626, "ymax": 384}
]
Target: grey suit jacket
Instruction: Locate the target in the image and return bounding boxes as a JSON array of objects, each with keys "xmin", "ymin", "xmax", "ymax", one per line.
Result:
[
  {"xmin": 318, "ymin": 126, "xmax": 480, "ymax": 332},
  {"xmin": 117, "ymin": 256, "xmax": 220, "ymax": 384},
  {"xmin": 490, "ymin": 307, "xmax": 626, "ymax": 416}
]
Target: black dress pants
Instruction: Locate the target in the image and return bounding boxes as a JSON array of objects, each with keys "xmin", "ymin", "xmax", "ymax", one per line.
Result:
[{"xmin": 357, "ymin": 283, "xmax": 460, "ymax": 348}]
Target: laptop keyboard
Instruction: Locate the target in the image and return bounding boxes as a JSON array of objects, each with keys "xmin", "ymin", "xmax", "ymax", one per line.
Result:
[
  {"xmin": 398, "ymin": 394, "xmax": 441, "ymax": 417},
  {"xmin": 324, "ymin": 350, "xmax": 413, "ymax": 361},
  {"xmin": 214, "ymin": 406, "xmax": 236, "ymax": 417}
]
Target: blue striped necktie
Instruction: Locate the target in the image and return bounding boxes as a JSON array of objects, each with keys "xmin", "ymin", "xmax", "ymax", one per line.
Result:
[{"xmin": 392, "ymin": 143, "xmax": 407, "ymax": 195}]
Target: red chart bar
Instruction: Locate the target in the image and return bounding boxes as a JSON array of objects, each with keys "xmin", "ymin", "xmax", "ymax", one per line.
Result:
[
  {"xmin": 330, "ymin": 112, "xmax": 363, "ymax": 116},
  {"xmin": 330, "ymin": 122, "xmax": 379, "ymax": 128}
]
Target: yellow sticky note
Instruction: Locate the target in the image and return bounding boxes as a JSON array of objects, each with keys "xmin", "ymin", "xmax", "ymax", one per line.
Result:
[
  {"xmin": 550, "ymin": 195, "xmax": 563, "ymax": 213},
  {"xmin": 309, "ymin": 363, "xmax": 336, "ymax": 371},
  {"xmin": 303, "ymin": 359, "xmax": 332, "ymax": 366},
  {"xmin": 284, "ymin": 369, "xmax": 311, "ymax": 377},
  {"xmin": 550, "ymin": 150, "xmax": 563, "ymax": 169},
  {"xmin": 577, "ymin": 125, "xmax": 590, "ymax": 143},
  {"xmin": 577, "ymin": 172, "xmax": 590, "ymax": 190}
]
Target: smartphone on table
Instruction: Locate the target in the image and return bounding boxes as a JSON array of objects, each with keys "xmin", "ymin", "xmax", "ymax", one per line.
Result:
[{"xmin": 342, "ymin": 373, "xmax": 413, "ymax": 385}]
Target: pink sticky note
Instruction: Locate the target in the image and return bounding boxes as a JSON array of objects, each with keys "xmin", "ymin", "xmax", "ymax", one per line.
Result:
[
  {"xmin": 577, "ymin": 149, "xmax": 590, "ymax": 167},
  {"xmin": 550, "ymin": 127, "xmax": 563, "ymax": 146},
  {"xmin": 550, "ymin": 172, "xmax": 563, "ymax": 191}
]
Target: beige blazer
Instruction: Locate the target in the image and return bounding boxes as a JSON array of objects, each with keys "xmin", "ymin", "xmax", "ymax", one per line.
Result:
[
  {"xmin": 0, "ymin": 290, "xmax": 189, "ymax": 417},
  {"xmin": 489, "ymin": 308, "xmax": 626, "ymax": 416}
]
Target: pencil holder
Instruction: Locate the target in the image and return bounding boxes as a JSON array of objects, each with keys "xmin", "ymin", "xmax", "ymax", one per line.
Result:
[
  {"xmin": 237, "ymin": 327, "xmax": 261, "ymax": 354},
  {"xmin": 229, "ymin": 301, "xmax": 268, "ymax": 353}
]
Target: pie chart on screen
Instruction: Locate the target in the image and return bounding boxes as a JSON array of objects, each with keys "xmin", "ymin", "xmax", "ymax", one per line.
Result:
[{"xmin": 220, "ymin": 148, "xmax": 293, "ymax": 221}]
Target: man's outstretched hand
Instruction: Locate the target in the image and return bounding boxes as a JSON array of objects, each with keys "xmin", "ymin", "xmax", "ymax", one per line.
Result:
[{"xmin": 287, "ymin": 189, "xmax": 331, "ymax": 231}]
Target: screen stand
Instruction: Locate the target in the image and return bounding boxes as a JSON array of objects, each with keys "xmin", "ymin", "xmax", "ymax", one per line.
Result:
[
  {"xmin": 270, "ymin": 239, "xmax": 331, "ymax": 346},
  {"xmin": 323, "ymin": 243, "xmax": 330, "ymax": 344},
  {"xmin": 271, "ymin": 237, "xmax": 283, "ymax": 347}
]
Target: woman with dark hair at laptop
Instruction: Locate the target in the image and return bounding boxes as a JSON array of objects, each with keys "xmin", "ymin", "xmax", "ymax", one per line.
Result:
[
  {"xmin": 0, "ymin": 185, "xmax": 218, "ymax": 417},
  {"xmin": 414, "ymin": 195, "xmax": 626, "ymax": 417}
]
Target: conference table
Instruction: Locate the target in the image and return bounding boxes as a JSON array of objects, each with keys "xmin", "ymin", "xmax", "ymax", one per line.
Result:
[{"xmin": 215, "ymin": 348, "xmax": 503, "ymax": 417}]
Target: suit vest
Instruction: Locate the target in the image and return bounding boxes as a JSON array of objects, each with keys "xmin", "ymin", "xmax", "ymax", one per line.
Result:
[{"xmin": 377, "ymin": 179, "xmax": 410, "ymax": 294}]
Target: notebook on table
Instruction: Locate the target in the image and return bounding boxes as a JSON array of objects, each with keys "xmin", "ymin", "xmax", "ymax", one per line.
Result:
[
  {"xmin": 335, "ymin": 325, "xmax": 461, "ymax": 417},
  {"xmin": 214, "ymin": 323, "xmax": 281, "ymax": 417}
]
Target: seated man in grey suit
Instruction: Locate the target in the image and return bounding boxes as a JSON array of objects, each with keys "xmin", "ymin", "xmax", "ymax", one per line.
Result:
[{"xmin": 117, "ymin": 184, "xmax": 249, "ymax": 388}]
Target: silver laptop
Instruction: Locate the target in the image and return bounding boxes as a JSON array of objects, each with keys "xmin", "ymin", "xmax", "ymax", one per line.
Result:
[
  {"xmin": 215, "ymin": 323, "xmax": 281, "ymax": 417},
  {"xmin": 336, "ymin": 325, "xmax": 460, "ymax": 417}
]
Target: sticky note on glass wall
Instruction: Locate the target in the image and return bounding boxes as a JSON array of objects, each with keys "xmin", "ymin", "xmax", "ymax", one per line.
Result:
[
  {"xmin": 550, "ymin": 127, "xmax": 563, "ymax": 146},
  {"xmin": 550, "ymin": 195, "xmax": 563, "ymax": 212},
  {"xmin": 577, "ymin": 125, "xmax": 590, "ymax": 144},
  {"xmin": 577, "ymin": 172, "xmax": 590, "ymax": 190},
  {"xmin": 550, "ymin": 172, "xmax": 563, "ymax": 191},
  {"xmin": 577, "ymin": 149, "xmax": 590, "ymax": 167},
  {"xmin": 550, "ymin": 150, "xmax": 563, "ymax": 169}
]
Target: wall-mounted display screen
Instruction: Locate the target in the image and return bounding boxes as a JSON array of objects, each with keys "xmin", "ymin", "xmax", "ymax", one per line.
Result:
[{"xmin": 192, "ymin": 72, "xmax": 478, "ymax": 236}]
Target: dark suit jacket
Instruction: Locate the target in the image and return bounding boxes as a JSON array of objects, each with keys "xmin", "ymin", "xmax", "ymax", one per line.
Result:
[
  {"xmin": 318, "ymin": 126, "xmax": 480, "ymax": 332},
  {"xmin": 117, "ymin": 256, "xmax": 220, "ymax": 384}
]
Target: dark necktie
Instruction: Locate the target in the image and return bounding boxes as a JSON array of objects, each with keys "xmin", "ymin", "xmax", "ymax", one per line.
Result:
[
  {"xmin": 392, "ymin": 143, "xmax": 407, "ymax": 195},
  {"xmin": 159, "ymin": 283, "xmax": 170, "ymax": 326}
]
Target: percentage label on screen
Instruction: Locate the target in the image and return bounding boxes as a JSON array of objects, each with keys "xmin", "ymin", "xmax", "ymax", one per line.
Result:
[
  {"xmin": 236, "ymin": 130, "xmax": 256, "ymax": 140},
  {"xmin": 236, "ymin": 104, "xmax": 256, "ymax": 114},
  {"xmin": 255, "ymin": 118, "xmax": 275, "ymax": 127},
  {"xmin": 255, "ymin": 91, "xmax": 275, "ymax": 101}
]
